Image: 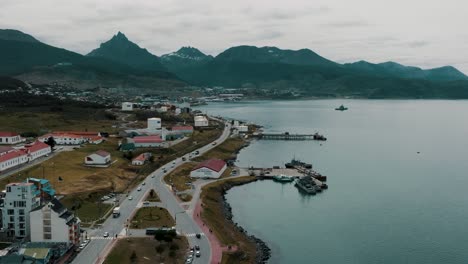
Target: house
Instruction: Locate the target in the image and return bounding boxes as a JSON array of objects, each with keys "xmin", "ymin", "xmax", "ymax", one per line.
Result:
[
  {"xmin": 236, "ymin": 125, "xmax": 249, "ymax": 133},
  {"xmin": 190, "ymin": 159, "xmax": 227, "ymax": 179},
  {"xmin": 38, "ymin": 133, "xmax": 85, "ymax": 145},
  {"xmin": 122, "ymin": 102, "xmax": 133, "ymax": 111},
  {"xmin": 84, "ymin": 150, "xmax": 111, "ymax": 165},
  {"xmin": 132, "ymin": 153, "xmax": 152, "ymax": 166},
  {"xmin": 0, "ymin": 132, "xmax": 25, "ymax": 145},
  {"xmin": 30, "ymin": 198, "xmax": 81, "ymax": 247},
  {"xmin": 171, "ymin": 126, "xmax": 194, "ymax": 135},
  {"xmin": 194, "ymin": 116, "xmax": 209, "ymax": 127},
  {"xmin": 131, "ymin": 136, "xmax": 163, "ymax": 148}
]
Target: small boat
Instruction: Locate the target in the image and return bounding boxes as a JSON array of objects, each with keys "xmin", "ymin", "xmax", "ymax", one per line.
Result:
[
  {"xmin": 335, "ymin": 105, "xmax": 348, "ymax": 111},
  {"xmin": 313, "ymin": 133, "xmax": 327, "ymax": 141},
  {"xmin": 273, "ymin": 175, "xmax": 294, "ymax": 183},
  {"xmin": 285, "ymin": 158, "xmax": 312, "ymax": 169}
]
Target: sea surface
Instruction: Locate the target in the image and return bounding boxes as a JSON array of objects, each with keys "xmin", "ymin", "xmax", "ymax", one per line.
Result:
[{"xmin": 196, "ymin": 100, "xmax": 468, "ymax": 264}]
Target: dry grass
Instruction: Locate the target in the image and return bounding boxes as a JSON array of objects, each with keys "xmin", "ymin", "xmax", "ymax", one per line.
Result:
[
  {"xmin": 193, "ymin": 137, "xmax": 245, "ymax": 162},
  {"xmin": 200, "ymin": 176, "xmax": 258, "ymax": 264},
  {"xmin": 0, "ymin": 138, "xmax": 137, "ymax": 195},
  {"xmin": 104, "ymin": 237, "xmax": 188, "ymax": 264},
  {"xmin": 130, "ymin": 207, "xmax": 175, "ymax": 229},
  {"xmin": 177, "ymin": 193, "xmax": 192, "ymax": 202},
  {"xmin": 163, "ymin": 162, "xmax": 197, "ymax": 192}
]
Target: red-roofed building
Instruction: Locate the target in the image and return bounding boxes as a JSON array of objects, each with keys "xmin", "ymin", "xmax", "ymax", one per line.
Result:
[
  {"xmin": 0, "ymin": 150, "xmax": 28, "ymax": 172},
  {"xmin": 190, "ymin": 159, "xmax": 227, "ymax": 179},
  {"xmin": 23, "ymin": 141, "xmax": 51, "ymax": 160},
  {"xmin": 171, "ymin": 126, "xmax": 194, "ymax": 135},
  {"xmin": 88, "ymin": 136, "xmax": 104, "ymax": 144},
  {"xmin": 132, "ymin": 136, "xmax": 163, "ymax": 148},
  {"xmin": 132, "ymin": 152, "xmax": 152, "ymax": 166},
  {"xmin": 38, "ymin": 133, "xmax": 86, "ymax": 145},
  {"xmin": 0, "ymin": 132, "xmax": 25, "ymax": 145},
  {"xmin": 0, "ymin": 146, "xmax": 15, "ymax": 156},
  {"xmin": 85, "ymin": 150, "xmax": 111, "ymax": 166}
]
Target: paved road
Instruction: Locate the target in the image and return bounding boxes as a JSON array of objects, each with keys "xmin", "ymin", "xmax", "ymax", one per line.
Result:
[{"xmin": 73, "ymin": 119, "xmax": 231, "ymax": 264}]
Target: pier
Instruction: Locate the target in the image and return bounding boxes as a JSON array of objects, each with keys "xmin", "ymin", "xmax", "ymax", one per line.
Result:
[{"xmin": 252, "ymin": 132, "xmax": 326, "ymax": 141}]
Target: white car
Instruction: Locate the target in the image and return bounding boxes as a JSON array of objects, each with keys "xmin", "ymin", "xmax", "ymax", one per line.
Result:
[
  {"xmin": 103, "ymin": 232, "xmax": 109, "ymax": 237},
  {"xmin": 137, "ymin": 187, "xmax": 142, "ymax": 191},
  {"xmin": 128, "ymin": 196, "xmax": 133, "ymax": 200}
]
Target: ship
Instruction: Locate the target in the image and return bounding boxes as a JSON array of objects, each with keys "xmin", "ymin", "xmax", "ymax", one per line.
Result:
[
  {"xmin": 273, "ymin": 175, "xmax": 294, "ymax": 183},
  {"xmin": 313, "ymin": 133, "xmax": 327, "ymax": 141},
  {"xmin": 335, "ymin": 105, "xmax": 348, "ymax": 111},
  {"xmin": 285, "ymin": 158, "xmax": 312, "ymax": 169},
  {"xmin": 294, "ymin": 176, "xmax": 318, "ymax": 195}
]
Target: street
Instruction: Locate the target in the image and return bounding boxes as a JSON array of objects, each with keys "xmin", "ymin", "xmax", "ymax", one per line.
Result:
[{"xmin": 73, "ymin": 119, "xmax": 231, "ymax": 264}]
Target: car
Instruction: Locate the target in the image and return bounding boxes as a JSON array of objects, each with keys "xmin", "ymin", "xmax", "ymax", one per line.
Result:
[
  {"xmin": 113, "ymin": 198, "xmax": 118, "ymax": 203},
  {"xmin": 143, "ymin": 201, "xmax": 150, "ymax": 206},
  {"xmin": 195, "ymin": 245, "xmax": 200, "ymax": 250},
  {"xmin": 195, "ymin": 151, "xmax": 200, "ymax": 155},
  {"xmin": 171, "ymin": 164, "xmax": 174, "ymax": 168},
  {"xmin": 185, "ymin": 258, "xmax": 193, "ymax": 264},
  {"xmin": 161, "ymin": 167, "xmax": 166, "ymax": 170},
  {"xmin": 78, "ymin": 244, "xmax": 85, "ymax": 250},
  {"xmin": 151, "ymin": 175, "xmax": 155, "ymax": 178},
  {"xmin": 212, "ymin": 142, "xmax": 217, "ymax": 145},
  {"xmin": 137, "ymin": 187, "xmax": 142, "ymax": 191},
  {"xmin": 182, "ymin": 157, "xmax": 186, "ymax": 161},
  {"xmin": 103, "ymin": 232, "xmax": 109, "ymax": 237},
  {"xmin": 195, "ymin": 233, "xmax": 201, "ymax": 239},
  {"xmin": 163, "ymin": 169, "xmax": 167, "ymax": 173},
  {"xmin": 188, "ymin": 249, "xmax": 194, "ymax": 255},
  {"xmin": 128, "ymin": 196, "xmax": 133, "ymax": 200},
  {"xmin": 83, "ymin": 239, "xmax": 89, "ymax": 245},
  {"xmin": 195, "ymin": 251, "xmax": 201, "ymax": 257},
  {"xmin": 142, "ymin": 182, "xmax": 146, "ymax": 185}
]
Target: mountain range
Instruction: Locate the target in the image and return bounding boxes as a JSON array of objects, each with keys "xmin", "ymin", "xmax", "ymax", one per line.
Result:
[{"xmin": 1, "ymin": 29, "xmax": 468, "ymax": 98}]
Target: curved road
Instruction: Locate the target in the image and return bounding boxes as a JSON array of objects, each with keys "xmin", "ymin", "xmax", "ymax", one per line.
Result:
[{"xmin": 73, "ymin": 119, "xmax": 231, "ymax": 264}]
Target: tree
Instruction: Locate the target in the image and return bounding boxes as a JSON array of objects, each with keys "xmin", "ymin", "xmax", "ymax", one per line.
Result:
[
  {"xmin": 168, "ymin": 250, "xmax": 176, "ymax": 258},
  {"xmin": 169, "ymin": 243, "xmax": 179, "ymax": 251},
  {"xmin": 44, "ymin": 136, "xmax": 56, "ymax": 150},
  {"xmin": 150, "ymin": 189, "xmax": 155, "ymax": 198},
  {"xmin": 156, "ymin": 244, "xmax": 165, "ymax": 261}
]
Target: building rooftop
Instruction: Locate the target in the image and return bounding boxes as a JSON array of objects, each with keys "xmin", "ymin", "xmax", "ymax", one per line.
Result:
[
  {"xmin": 192, "ymin": 159, "xmax": 226, "ymax": 172},
  {"xmin": 0, "ymin": 150, "xmax": 27, "ymax": 163},
  {"xmin": 133, "ymin": 136, "xmax": 163, "ymax": 143},
  {"xmin": 24, "ymin": 141, "xmax": 50, "ymax": 153},
  {"xmin": 94, "ymin": 150, "xmax": 110, "ymax": 157},
  {"xmin": 22, "ymin": 248, "xmax": 50, "ymax": 260},
  {"xmin": 172, "ymin": 126, "xmax": 194, "ymax": 131},
  {"xmin": 0, "ymin": 132, "xmax": 19, "ymax": 137},
  {"xmin": 6, "ymin": 182, "xmax": 34, "ymax": 187},
  {"xmin": 0, "ymin": 146, "xmax": 14, "ymax": 154}
]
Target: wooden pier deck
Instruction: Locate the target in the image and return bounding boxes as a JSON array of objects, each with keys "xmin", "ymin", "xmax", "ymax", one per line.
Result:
[{"xmin": 252, "ymin": 133, "xmax": 315, "ymax": 140}]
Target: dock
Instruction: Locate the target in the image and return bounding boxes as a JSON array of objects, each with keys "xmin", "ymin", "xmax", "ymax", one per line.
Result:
[{"xmin": 252, "ymin": 132, "xmax": 327, "ymax": 141}]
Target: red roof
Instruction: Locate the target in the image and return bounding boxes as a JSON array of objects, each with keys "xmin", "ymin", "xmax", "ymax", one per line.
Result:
[
  {"xmin": 0, "ymin": 146, "xmax": 14, "ymax": 154},
  {"xmin": 0, "ymin": 132, "xmax": 19, "ymax": 137},
  {"xmin": 94, "ymin": 150, "xmax": 110, "ymax": 157},
  {"xmin": 192, "ymin": 159, "xmax": 226, "ymax": 172},
  {"xmin": 0, "ymin": 150, "xmax": 27, "ymax": 163},
  {"xmin": 40, "ymin": 133, "xmax": 83, "ymax": 139},
  {"xmin": 172, "ymin": 126, "xmax": 194, "ymax": 131},
  {"xmin": 89, "ymin": 136, "xmax": 103, "ymax": 141},
  {"xmin": 133, "ymin": 136, "xmax": 163, "ymax": 143},
  {"xmin": 133, "ymin": 154, "xmax": 146, "ymax": 162},
  {"xmin": 54, "ymin": 131, "xmax": 99, "ymax": 136},
  {"xmin": 25, "ymin": 141, "xmax": 50, "ymax": 153}
]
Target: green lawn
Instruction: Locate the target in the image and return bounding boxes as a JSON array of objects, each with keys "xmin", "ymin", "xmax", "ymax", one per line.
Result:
[{"xmin": 130, "ymin": 207, "xmax": 175, "ymax": 229}]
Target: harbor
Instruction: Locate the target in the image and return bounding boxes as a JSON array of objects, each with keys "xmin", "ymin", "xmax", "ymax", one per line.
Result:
[{"xmin": 244, "ymin": 159, "xmax": 328, "ymax": 195}]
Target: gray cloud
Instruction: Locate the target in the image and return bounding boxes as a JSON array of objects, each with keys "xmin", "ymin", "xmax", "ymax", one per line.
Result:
[{"xmin": 0, "ymin": 0, "xmax": 466, "ymax": 73}]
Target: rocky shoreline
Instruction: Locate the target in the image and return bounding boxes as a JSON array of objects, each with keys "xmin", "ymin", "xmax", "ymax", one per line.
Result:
[{"xmin": 219, "ymin": 179, "xmax": 271, "ymax": 264}]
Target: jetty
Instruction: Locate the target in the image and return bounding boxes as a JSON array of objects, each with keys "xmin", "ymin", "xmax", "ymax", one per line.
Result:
[{"xmin": 252, "ymin": 132, "xmax": 327, "ymax": 141}]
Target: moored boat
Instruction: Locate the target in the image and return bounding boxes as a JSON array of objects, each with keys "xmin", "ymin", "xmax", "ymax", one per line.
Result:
[
  {"xmin": 273, "ymin": 175, "xmax": 294, "ymax": 183},
  {"xmin": 335, "ymin": 105, "xmax": 348, "ymax": 111}
]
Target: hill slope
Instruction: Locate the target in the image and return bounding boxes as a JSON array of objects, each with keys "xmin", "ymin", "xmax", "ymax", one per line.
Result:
[{"xmin": 0, "ymin": 29, "xmax": 39, "ymax": 43}]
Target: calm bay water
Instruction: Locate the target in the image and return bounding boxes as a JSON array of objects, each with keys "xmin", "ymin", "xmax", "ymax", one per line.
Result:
[{"xmin": 197, "ymin": 100, "xmax": 468, "ymax": 264}]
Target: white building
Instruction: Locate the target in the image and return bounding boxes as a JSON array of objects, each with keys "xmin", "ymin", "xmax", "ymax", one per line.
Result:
[
  {"xmin": 30, "ymin": 198, "xmax": 81, "ymax": 247},
  {"xmin": 237, "ymin": 125, "xmax": 249, "ymax": 133},
  {"xmin": 1, "ymin": 182, "xmax": 41, "ymax": 238},
  {"xmin": 147, "ymin": 117, "xmax": 162, "ymax": 130},
  {"xmin": 130, "ymin": 136, "xmax": 164, "ymax": 148},
  {"xmin": 0, "ymin": 132, "xmax": 25, "ymax": 145},
  {"xmin": 24, "ymin": 141, "xmax": 52, "ymax": 161},
  {"xmin": 122, "ymin": 102, "xmax": 134, "ymax": 111},
  {"xmin": 132, "ymin": 153, "xmax": 151, "ymax": 166},
  {"xmin": 0, "ymin": 150, "xmax": 28, "ymax": 172},
  {"xmin": 194, "ymin": 116, "xmax": 209, "ymax": 127},
  {"xmin": 38, "ymin": 133, "xmax": 86, "ymax": 145},
  {"xmin": 84, "ymin": 150, "xmax": 111, "ymax": 165},
  {"xmin": 190, "ymin": 159, "xmax": 227, "ymax": 179}
]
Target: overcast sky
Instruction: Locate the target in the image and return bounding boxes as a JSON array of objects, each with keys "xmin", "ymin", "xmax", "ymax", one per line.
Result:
[{"xmin": 1, "ymin": 0, "xmax": 467, "ymax": 73}]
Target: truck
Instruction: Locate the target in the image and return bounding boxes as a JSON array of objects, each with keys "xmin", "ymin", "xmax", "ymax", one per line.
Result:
[{"xmin": 113, "ymin": 207, "xmax": 121, "ymax": 218}]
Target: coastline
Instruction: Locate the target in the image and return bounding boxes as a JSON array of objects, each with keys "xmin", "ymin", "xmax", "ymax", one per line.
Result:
[{"xmin": 199, "ymin": 176, "xmax": 271, "ymax": 264}]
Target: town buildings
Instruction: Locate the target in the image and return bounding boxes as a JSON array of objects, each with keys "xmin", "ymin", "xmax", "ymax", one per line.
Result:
[
  {"xmin": 121, "ymin": 102, "xmax": 134, "ymax": 111},
  {"xmin": 132, "ymin": 152, "xmax": 152, "ymax": 166},
  {"xmin": 190, "ymin": 159, "xmax": 227, "ymax": 179},
  {"xmin": 38, "ymin": 133, "xmax": 85, "ymax": 145},
  {"xmin": 0, "ymin": 132, "xmax": 25, "ymax": 145},
  {"xmin": 0, "ymin": 141, "xmax": 51, "ymax": 172},
  {"xmin": 130, "ymin": 136, "xmax": 163, "ymax": 148}
]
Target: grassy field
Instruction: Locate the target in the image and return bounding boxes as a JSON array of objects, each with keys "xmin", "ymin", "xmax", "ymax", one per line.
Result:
[
  {"xmin": 104, "ymin": 237, "xmax": 188, "ymax": 264},
  {"xmin": 144, "ymin": 189, "xmax": 161, "ymax": 202},
  {"xmin": 193, "ymin": 137, "xmax": 245, "ymax": 162},
  {"xmin": 177, "ymin": 193, "xmax": 192, "ymax": 202},
  {"xmin": 0, "ymin": 138, "xmax": 137, "ymax": 195},
  {"xmin": 200, "ymin": 176, "xmax": 258, "ymax": 264},
  {"xmin": 130, "ymin": 207, "xmax": 175, "ymax": 229},
  {"xmin": 0, "ymin": 108, "xmax": 117, "ymax": 134},
  {"xmin": 60, "ymin": 194, "xmax": 112, "ymax": 223},
  {"xmin": 163, "ymin": 162, "xmax": 197, "ymax": 192}
]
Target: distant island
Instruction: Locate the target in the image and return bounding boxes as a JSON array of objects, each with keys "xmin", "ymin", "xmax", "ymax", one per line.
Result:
[{"xmin": 1, "ymin": 29, "xmax": 468, "ymax": 99}]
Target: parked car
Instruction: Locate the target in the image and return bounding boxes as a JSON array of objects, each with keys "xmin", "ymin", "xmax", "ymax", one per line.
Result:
[
  {"xmin": 195, "ymin": 233, "xmax": 201, "ymax": 239},
  {"xmin": 212, "ymin": 142, "xmax": 217, "ymax": 145},
  {"xmin": 195, "ymin": 245, "xmax": 200, "ymax": 250},
  {"xmin": 151, "ymin": 175, "xmax": 155, "ymax": 178},
  {"xmin": 103, "ymin": 232, "xmax": 109, "ymax": 237},
  {"xmin": 182, "ymin": 157, "xmax": 186, "ymax": 161},
  {"xmin": 142, "ymin": 182, "xmax": 146, "ymax": 185},
  {"xmin": 143, "ymin": 201, "xmax": 150, "ymax": 206},
  {"xmin": 137, "ymin": 187, "xmax": 142, "ymax": 191},
  {"xmin": 128, "ymin": 196, "xmax": 133, "ymax": 200},
  {"xmin": 196, "ymin": 251, "xmax": 201, "ymax": 257},
  {"xmin": 163, "ymin": 169, "xmax": 167, "ymax": 173}
]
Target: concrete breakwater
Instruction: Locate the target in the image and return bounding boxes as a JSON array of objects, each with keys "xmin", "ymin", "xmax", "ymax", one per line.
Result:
[{"xmin": 219, "ymin": 178, "xmax": 272, "ymax": 264}]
